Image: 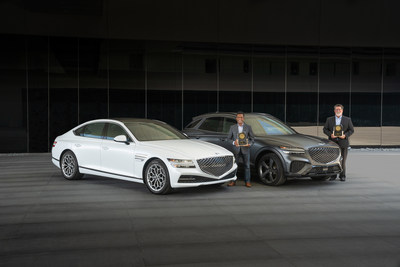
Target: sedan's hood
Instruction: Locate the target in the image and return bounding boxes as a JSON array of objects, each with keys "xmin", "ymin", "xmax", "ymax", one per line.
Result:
[
  {"xmin": 257, "ymin": 134, "xmax": 337, "ymax": 149},
  {"xmin": 139, "ymin": 139, "xmax": 232, "ymax": 159}
]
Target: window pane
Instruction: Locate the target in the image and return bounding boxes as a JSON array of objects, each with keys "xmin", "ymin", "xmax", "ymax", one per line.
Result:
[
  {"xmin": 222, "ymin": 118, "xmax": 236, "ymax": 133},
  {"xmin": 253, "ymin": 46, "xmax": 286, "ymax": 121},
  {"xmin": 49, "ymin": 37, "xmax": 78, "ymax": 147},
  {"xmin": 382, "ymin": 48, "xmax": 400, "ymax": 145},
  {"xmin": 27, "ymin": 36, "xmax": 49, "ymax": 152},
  {"xmin": 83, "ymin": 123, "xmax": 105, "ymax": 139},
  {"xmin": 319, "ymin": 47, "xmax": 351, "ymax": 126},
  {"xmin": 79, "ymin": 38, "xmax": 108, "ymax": 123},
  {"xmin": 183, "ymin": 50, "xmax": 218, "ymax": 127},
  {"xmin": 105, "ymin": 123, "xmax": 127, "ymax": 140},
  {"xmin": 219, "ymin": 47, "xmax": 252, "ymax": 112},
  {"xmin": 147, "ymin": 42, "xmax": 182, "ymax": 128},
  {"xmin": 109, "ymin": 39, "xmax": 145, "ymax": 118},
  {"xmin": 198, "ymin": 117, "xmax": 223, "ymax": 132},
  {"xmin": 286, "ymin": 46, "xmax": 319, "ymax": 127},
  {"xmin": 0, "ymin": 35, "xmax": 27, "ymax": 153}
]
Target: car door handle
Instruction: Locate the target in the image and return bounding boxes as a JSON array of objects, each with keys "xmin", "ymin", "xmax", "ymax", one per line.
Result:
[
  {"xmin": 102, "ymin": 146, "xmax": 109, "ymax": 151},
  {"xmin": 74, "ymin": 144, "xmax": 81, "ymax": 147}
]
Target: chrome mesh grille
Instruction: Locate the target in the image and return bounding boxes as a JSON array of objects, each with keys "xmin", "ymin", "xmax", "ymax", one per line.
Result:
[
  {"xmin": 197, "ymin": 156, "xmax": 233, "ymax": 177},
  {"xmin": 308, "ymin": 147, "xmax": 340, "ymax": 164}
]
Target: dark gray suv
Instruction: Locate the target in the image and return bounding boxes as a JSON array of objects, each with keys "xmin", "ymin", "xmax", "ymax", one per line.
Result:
[{"xmin": 183, "ymin": 112, "xmax": 342, "ymax": 186}]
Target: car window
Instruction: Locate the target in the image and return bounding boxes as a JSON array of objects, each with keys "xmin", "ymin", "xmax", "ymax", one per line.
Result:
[
  {"xmin": 124, "ymin": 121, "xmax": 187, "ymax": 141},
  {"xmin": 104, "ymin": 123, "xmax": 129, "ymax": 140},
  {"xmin": 246, "ymin": 117, "xmax": 295, "ymax": 136},
  {"xmin": 198, "ymin": 117, "xmax": 223, "ymax": 132},
  {"xmin": 185, "ymin": 119, "xmax": 201, "ymax": 129},
  {"xmin": 74, "ymin": 126, "xmax": 85, "ymax": 136},
  {"xmin": 82, "ymin": 123, "xmax": 105, "ymax": 139},
  {"xmin": 222, "ymin": 118, "xmax": 236, "ymax": 133}
]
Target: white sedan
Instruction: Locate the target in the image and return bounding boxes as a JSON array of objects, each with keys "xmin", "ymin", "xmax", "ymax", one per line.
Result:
[{"xmin": 51, "ymin": 118, "xmax": 237, "ymax": 194}]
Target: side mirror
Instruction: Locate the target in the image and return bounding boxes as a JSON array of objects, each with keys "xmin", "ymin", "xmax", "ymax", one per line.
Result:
[{"xmin": 114, "ymin": 135, "xmax": 129, "ymax": 144}]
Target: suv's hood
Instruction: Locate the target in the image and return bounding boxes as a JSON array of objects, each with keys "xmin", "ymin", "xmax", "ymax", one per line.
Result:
[
  {"xmin": 257, "ymin": 134, "xmax": 337, "ymax": 149},
  {"xmin": 139, "ymin": 139, "xmax": 232, "ymax": 159}
]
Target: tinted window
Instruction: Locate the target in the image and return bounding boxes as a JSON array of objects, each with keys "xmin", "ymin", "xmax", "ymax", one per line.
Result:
[
  {"xmin": 198, "ymin": 117, "xmax": 223, "ymax": 132},
  {"xmin": 82, "ymin": 123, "xmax": 105, "ymax": 139},
  {"xmin": 124, "ymin": 121, "xmax": 187, "ymax": 141},
  {"xmin": 222, "ymin": 118, "xmax": 236, "ymax": 133},
  {"xmin": 185, "ymin": 119, "xmax": 201, "ymax": 129},
  {"xmin": 105, "ymin": 123, "xmax": 129, "ymax": 140},
  {"xmin": 74, "ymin": 126, "xmax": 85, "ymax": 136}
]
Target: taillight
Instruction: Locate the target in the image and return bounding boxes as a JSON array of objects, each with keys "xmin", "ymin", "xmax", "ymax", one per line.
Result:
[{"xmin": 52, "ymin": 141, "xmax": 57, "ymax": 147}]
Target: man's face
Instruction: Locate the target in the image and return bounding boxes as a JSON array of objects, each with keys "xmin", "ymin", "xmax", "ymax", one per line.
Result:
[
  {"xmin": 334, "ymin": 107, "xmax": 343, "ymax": 117},
  {"xmin": 236, "ymin": 114, "xmax": 244, "ymax": 125}
]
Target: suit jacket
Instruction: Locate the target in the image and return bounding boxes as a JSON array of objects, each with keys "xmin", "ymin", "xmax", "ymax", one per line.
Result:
[
  {"xmin": 227, "ymin": 123, "xmax": 255, "ymax": 155},
  {"xmin": 323, "ymin": 116, "xmax": 354, "ymax": 148}
]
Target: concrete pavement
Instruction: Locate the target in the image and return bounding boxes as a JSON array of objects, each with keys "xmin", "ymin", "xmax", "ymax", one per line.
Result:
[{"xmin": 0, "ymin": 150, "xmax": 400, "ymax": 266}]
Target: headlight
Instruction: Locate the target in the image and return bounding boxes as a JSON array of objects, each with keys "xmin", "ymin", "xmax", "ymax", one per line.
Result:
[
  {"xmin": 280, "ymin": 146, "xmax": 305, "ymax": 154},
  {"xmin": 167, "ymin": 158, "xmax": 196, "ymax": 168}
]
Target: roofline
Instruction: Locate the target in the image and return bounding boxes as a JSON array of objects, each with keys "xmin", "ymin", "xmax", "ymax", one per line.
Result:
[{"xmin": 192, "ymin": 112, "xmax": 272, "ymax": 120}]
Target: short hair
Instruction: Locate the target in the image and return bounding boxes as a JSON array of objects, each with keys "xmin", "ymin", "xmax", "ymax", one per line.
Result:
[
  {"xmin": 334, "ymin": 104, "xmax": 344, "ymax": 110},
  {"xmin": 236, "ymin": 111, "xmax": 245, "ymax": 117}
]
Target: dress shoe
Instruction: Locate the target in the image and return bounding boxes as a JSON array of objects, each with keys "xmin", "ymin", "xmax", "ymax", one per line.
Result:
[
  {"xmin": 339, "ymin": 176, "xmax": 346, "ymax": 181},
  {"xmin": 245, "ymin": 182, "xmax": 252, "ymax": 188},
  {"xmin": 329, "ymin": 175, "xmax": 337, "ymax": 181},
  {"xmin": 227, "ymin": 181, "xmax": 236, "ymax": 186}
]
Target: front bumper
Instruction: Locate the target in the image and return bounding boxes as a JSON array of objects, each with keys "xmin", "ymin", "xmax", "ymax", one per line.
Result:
[
  {"xmin": 288, "ymin": 160, "xmax": 342, "ymax": 177},
  {"xmin": 168, "ymin": 163, "xmax": 237, "ymax": 188}
]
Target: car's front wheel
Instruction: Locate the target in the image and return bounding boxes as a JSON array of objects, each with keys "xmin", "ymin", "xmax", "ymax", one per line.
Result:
[
  {"xmin": 257, "ymin": 153, "xmax": 286, "ymax": 186},
  {"xmin": 144, "ymin": 159, "xmax": 172, "ymax": 194},
  {"xmin": 60, "ymin": 151, "xmax": 83, "ymax": 180}
]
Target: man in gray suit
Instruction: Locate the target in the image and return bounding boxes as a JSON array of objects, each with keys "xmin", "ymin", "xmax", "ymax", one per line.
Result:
[
  {"xmin": 323, "ymin": 104, "xmax": 354, "ymax": 181},
  {"xmin": 227, "ymin": 111, "xmax": 255, "ymax": 187}
]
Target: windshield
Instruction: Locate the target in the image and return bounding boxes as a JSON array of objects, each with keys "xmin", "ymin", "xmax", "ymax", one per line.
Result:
[
  {"xmin": 246, "ymin": 116, "xmax": 296, "ymax": 136},
  {"xmin": 124, "ymin": 121, "xmax": 187, "ymax": 141}
]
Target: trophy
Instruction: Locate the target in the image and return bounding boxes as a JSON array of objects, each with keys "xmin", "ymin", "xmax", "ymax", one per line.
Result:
[
  {"xmin": 333, "ymin": 124, "xmax": 343, "ymax": 137},
  {"xmin": 237, "ymin": 132, "xmax": 248, "ymax": 146}
]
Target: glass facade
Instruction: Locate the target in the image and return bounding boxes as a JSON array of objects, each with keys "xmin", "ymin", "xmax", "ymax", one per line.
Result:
[{"xmin": 1, "ymin": 34, "xmax": 400, "ymax": 152}]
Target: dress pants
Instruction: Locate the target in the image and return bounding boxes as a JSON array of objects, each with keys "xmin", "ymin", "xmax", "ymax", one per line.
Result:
[
  {"xmin": 339, "ymin": 146, "xmax": 348, "ymax": 178},
  {"xmin": 234, "ymin": 150, "xmax": 250, "ymax": 182}
]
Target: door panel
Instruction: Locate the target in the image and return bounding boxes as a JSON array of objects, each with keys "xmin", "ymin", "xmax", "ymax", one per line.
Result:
[{"xmin": 100, "ymin": 139, "xmax": 135, "ymax": 177}]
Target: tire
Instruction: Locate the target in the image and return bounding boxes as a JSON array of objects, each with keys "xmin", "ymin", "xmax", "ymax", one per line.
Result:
[
  {"xmin": 144, "ymin": 159, "xmax": 172, "ymax": 195},
  {"xmin": 311, "ymin": 176, "xmax": 330, "ymax": 181},
  {"xmin": 60, "ymin": 151, "xmax": 83, "ymax": 180},
  {"xmin": 257, "ymin": 153, "xmax": 286, "ymax": 186}
]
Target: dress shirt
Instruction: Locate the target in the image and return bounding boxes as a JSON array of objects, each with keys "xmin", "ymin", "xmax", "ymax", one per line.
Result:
[{"xmin": 335, "ymin": 116, "xmax": 342, "ymax": 126}]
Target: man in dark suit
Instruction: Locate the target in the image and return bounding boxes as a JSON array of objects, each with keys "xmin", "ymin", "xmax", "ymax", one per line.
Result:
[
  {"xmin": 227, "ymin": 111, "xmax": 255, "ymax": 187},
  {"xmin": 323, "ymin": 104, "xmax": 354, "ymax": 181}
]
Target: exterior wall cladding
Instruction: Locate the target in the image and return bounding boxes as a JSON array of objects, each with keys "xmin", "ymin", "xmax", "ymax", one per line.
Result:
[{"xmin": 1, "ymin": 0, "xmax": 400, "ymax": 152}]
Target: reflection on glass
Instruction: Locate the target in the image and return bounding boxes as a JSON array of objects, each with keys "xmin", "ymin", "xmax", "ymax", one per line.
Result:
[
  {"xmin": 79, "ymin": 39, "xmax": 108, "ymax": 122},
  {"xmin": 49, "ymin": 37, "xmax": 79, "ymax": 148},
  {"xmin": 125, "ymin": 121, "xmax": 186, "ymax": 141},
  {"xmin": 253, "ymin": 48, "xmax": 286, "ymax": 120},
  {"xmin": 0, "ymin": 35, "xmax": 27, "ymax": 153},
  {"xmin": 28, "ymin": 36, "xmax": 49, "ymax": 152},
  {"xmin": 219, "ymin": 47, "xmax": 252, "ymax": 112},
  {"xmin": 246, "ymin": 116, "xmax": 295, "ymax": 136},
  {"xmin": 286, "ymin": 46, "xmax": 319, "ymax": 126},
  {"xmin": 109, "ymin": 39, "xmax": 145, "ymax": 118},
  {"xmin": 147, "ymin": 43, "xmax": 182, "ymax": 128},
  {"xmin": 183, "ymin": 52, "xmax": 218, "ymax": 126},
  {"xmin": 319, "ymin": 47, "xmax": 351, "ymax": 125}
]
